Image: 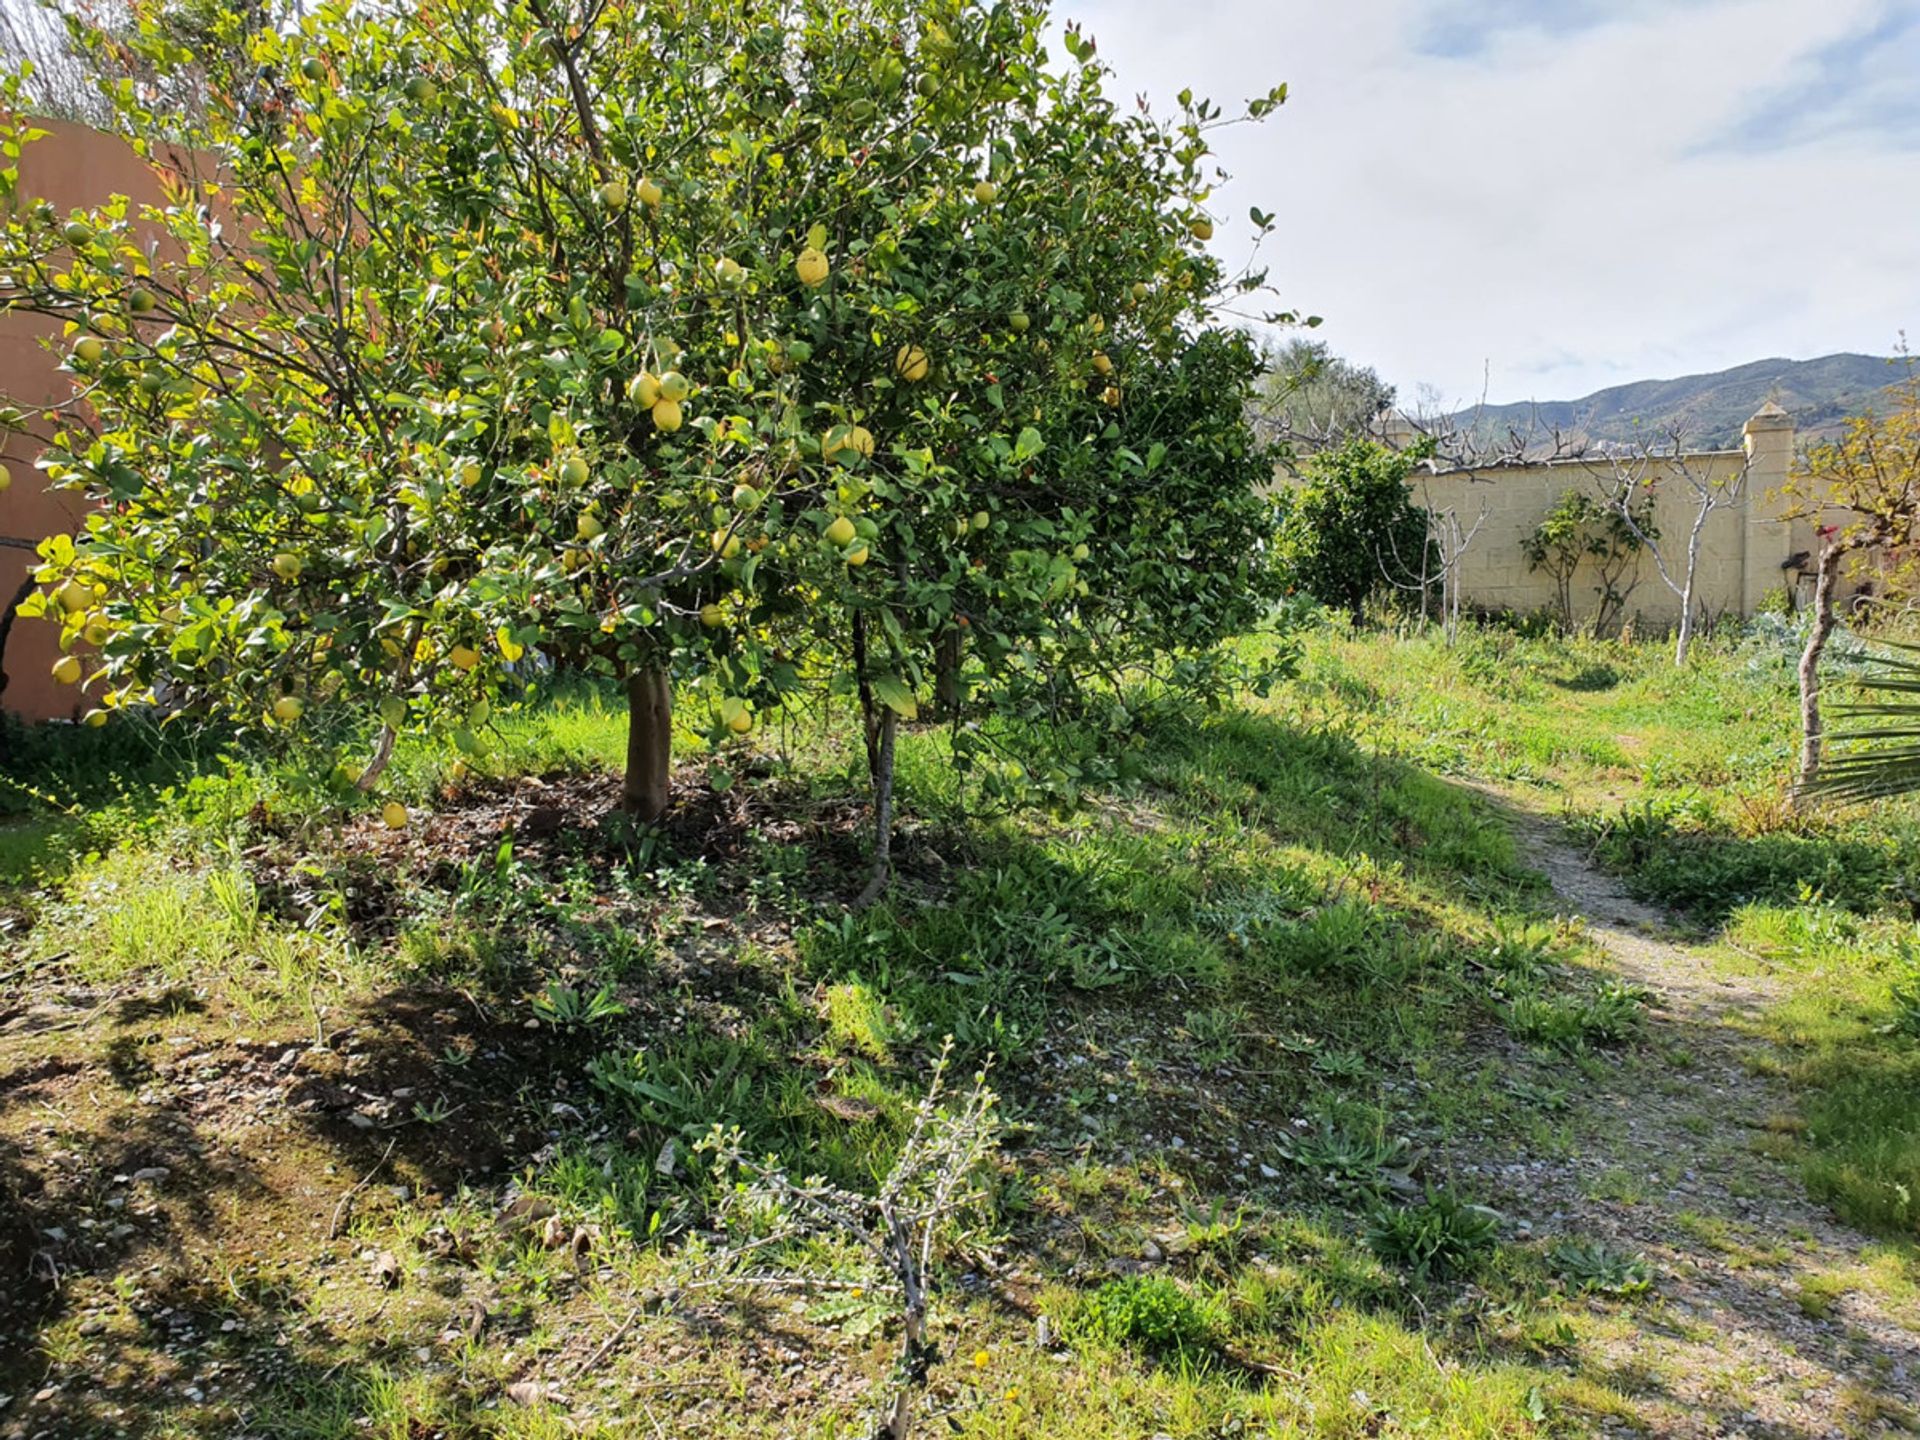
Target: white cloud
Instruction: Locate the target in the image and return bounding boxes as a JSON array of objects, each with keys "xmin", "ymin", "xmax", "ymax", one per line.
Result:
[{"xmin": 1061, "ymin": 0, "xmax": 1920, "ymax": 406}]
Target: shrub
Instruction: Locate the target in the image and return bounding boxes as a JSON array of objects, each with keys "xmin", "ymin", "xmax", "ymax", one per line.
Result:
[{"xmin": 1274, "ymin": 438, "xmax": 1434, "ymax": 622}]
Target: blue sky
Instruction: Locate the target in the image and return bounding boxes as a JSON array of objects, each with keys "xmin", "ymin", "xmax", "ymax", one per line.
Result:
[{"xmin": 1064, "ymin": 0, "xmax": 1920, "ymax": 407}]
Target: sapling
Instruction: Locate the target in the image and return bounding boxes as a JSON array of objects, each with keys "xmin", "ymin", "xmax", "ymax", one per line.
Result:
[{"xmin": 692, "ymin": 1038, "xmax": 999, "ymax": 1440}]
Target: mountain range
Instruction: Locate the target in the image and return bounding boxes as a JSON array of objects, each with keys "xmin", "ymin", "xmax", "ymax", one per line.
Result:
[{"xmin": 1455, "ymin": 353, "xmax": 1906, "ymax": 452}]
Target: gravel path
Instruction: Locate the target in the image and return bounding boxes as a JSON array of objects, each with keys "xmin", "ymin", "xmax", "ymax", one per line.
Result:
[{"xmin": 1468, "ymin": 797, "xmax": 1919, "ymax": 1438}]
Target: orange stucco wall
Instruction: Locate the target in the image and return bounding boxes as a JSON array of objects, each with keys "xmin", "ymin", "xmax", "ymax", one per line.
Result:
[{"xmin": 0, "ymin": 120, "xmax": 174, "ymax": 722}]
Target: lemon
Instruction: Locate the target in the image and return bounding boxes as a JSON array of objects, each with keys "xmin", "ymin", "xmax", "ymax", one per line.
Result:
[
  {"xmin": 972, "ymin": 180, "xmax": 998, "ymax": 204},
  {"xmin": 732, "ymin": 483, "xmax": 763, "ymax": 511},
  {"xmin": 699, "ymin": 603, "xmax": 725, "ymax": 628},
  {"xmin": 82, "ymin": 618, "xmax": 110, "ymax": 647},
  {"xmin": 843, "ymin": 544, "xmax": 870, "ymax": 566},
  {"xmin": 651, "ymin": 398, "xmax": 683, "ymax": 432},
  {"xmin": 56, "ymin": 579, "xmax": 92, "ymax": 612},
  {"xmin": 971, "ymin": 510, "xmax": 990, "ymax": 531},
  {"xmin": 381, "ymin": 801, "xmax": 410, "ymax": 830},
  {"xmin": 1092, "ymin": 352, "xmax": 1112, "ymax": 375},
  {"xmin": 129, "ymin": 287, "xmax": 158, "ymax": 315},
  {"xmin": 712, "ymin": 529, "xmax": 741, "ymax": 559},
  {"xmin": 628, "ymin": 371, "xmax": 661, "ymax": 407},
  {"xmin": 459, "ymin": 461, "xmax": 483, "ymax": 487},
  {"xmin": 726, "ymin": 708, "xmax": 753, "ymax": 735},
  {"xmin": 72, "ymin": 336, "xmax": 104, "ymax": 365},
  {"xmin": 1009, "ymin": 311, "xmax": 1030, "ymax": 334},
  {"xmin": 576, "ymin": 513, "xmax": 604, "ymax": 541},
  {"xmin": 559, "ymin": 456, "xmax": 590, "ymax": 486},
  {"xmin": 597, "ymin": 178, "xmax": 629, "ymax": 210},
  {"xmin": 657, "ymin": 370, "xmax": 691, "ymax": 403},
  {"xmin": 272, "ymin": 695, "xmax": 304, "ymax": 723},
  {"xmin": 795, "ymin": 247, "xmax": 830, "ymax": 287},
  {"xmin": 637, "ymin": 177, "xmax": 664, "ymax": 208},
  {"xmin": 271, "ymin": 551, "xmax": 304, "ymax": 581},
  {"xmin": 714, "ymin": 256, "xmax": 744, "ymax": 288},
  {"xmin": 1130, "ymin": 281, "xmax": 1149, "ymax": 303},
  {"xmin": 83, "ymin": 708, "xmax": 109, "ymax": 728},
  {"xmin": 895, "ymin": 344, "xmax": 930, "ymax": 382},
  {"xmin": 52, "ymin": 654, "xmax": 82, "ymax": 685},
  {"xmin": 1190, "ymin": 215, "xmax": 1213, "ymax": 241},
  {"xmin": 824, "ymin": 515, "xmax": 857, "ymax": 547}
]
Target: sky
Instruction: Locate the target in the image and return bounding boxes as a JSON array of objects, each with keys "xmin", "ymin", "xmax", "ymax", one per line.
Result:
[{"xmin": 1060, "ymin": 0, "xmax": 1920, "ymax": 409}]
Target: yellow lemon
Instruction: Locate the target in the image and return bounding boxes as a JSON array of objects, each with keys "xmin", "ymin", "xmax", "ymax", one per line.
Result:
[
  {"xmin": 823, "ymin": 515, "xmax": 857, "ymax": 548},
  {"xmin": 597, "ymin": 178, "xmax": 628, "ymax": 210},
  {"xmin": 52, "ymin": 654, "xmax": 82, "ymax": 685},
  {"xmin": 1092, "ymin": 352, "xmax": 1112, "ymax": 375},
  {"xmin": 72, "ymin": 335, "xmax": 104, "ymax": 365},
  {"xmin": 972, "ymin": 180, "xmax": 998, "ymax": 204},
  {"xmin": 576, "ymin": 513, "xmax": 604, "ymax": 541},
  {"xmin": 459, "ymin": 461, "xmax": 483, "ymax": 487},
  {"xmin": 658, "ymin": 370, "xmax": 691, "ymax": 402},
  {"xmin": 795, "ymin": 247, "xmax": 829, "ymax": 287},
  {"xmin": 559, "ymin": 456, "xmax": 590, "ymax": 486},
  {"xmin": 711, "ymin": 529, "xmax": 741, "ymax": 559},
  {"xmin": 895, "ymin": 344, "xmax": 930, "ymax": 382},
  {"xmin": 699, "ymin": 603, "xmax": 725, "ymax": 628},
  {"xmin": 381, "ymin": 801, "xmax": 410, "ymax": 830},
  {"xmin": 843, "ymin": 544, "xmax": 870, "ymax": 566},
  {"xmin": 1190, "ymin": 215, "xmax": 1213, "ymax": 241},
  {"xmin": 0, "ymin": 463, "xmax": 10, "ymax": 492},
  {"xmin": 652, "ymin": 397, "xmax": 683, "ymax": 432},
  {"xmin": 628, "ymin": 371, "xmax": 661, "ymax": 407},
  {"xmin": 83, "ymin": 708, "xmax": 108, "ymax": 728},
  {"xmin": 637, "ymin": 177, "xmax": 664, "ymax": 208},
  {"xmin": 272, "ymin": 695, "xmax": 304, "ymax": 723},
  {"xmin": 271, "ymin": 551, "xmax": 304, "ymax": 581}
]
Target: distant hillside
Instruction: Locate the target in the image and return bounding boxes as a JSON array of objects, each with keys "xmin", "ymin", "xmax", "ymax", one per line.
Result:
[{"xmin": 1457, "ymin": 353, "xmax": 1905, "ymax": 452}]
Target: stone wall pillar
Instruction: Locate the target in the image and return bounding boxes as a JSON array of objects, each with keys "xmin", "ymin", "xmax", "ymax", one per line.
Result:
[{"xmin": 1741, "ymin": 401, "xmax": 1796, "ymax": 615}]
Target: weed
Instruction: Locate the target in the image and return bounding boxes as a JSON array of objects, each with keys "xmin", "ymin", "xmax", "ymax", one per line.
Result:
[
  {"xmin": 1081, "ymin": 1275, "xmax": 1213, "ymax": 1352},
  {"xmin": 530, "ymin": 979, "xmax": 626, "ymax": 1029},
  {"xmin": 1547, "ymin": 1239, "xmax": 1654, "ymax": 1296},
  {"xmin": 1366, "ymin": 1189, "xmax": 1502, "ymax": 1278},
  {"xmin": 1274, "ymin": 1120, "xmax": 1416, "ymax": 1197}
]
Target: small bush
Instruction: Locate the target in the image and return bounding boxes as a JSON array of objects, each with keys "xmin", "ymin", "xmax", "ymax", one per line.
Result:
[
  {"xmin": 1082, "ymin": 1275, "xmax": 1212, "ymax": 1352},
  {"xmin": 1366, "ymin": 1189, "xmax": 1501, "ymax": 1277}
]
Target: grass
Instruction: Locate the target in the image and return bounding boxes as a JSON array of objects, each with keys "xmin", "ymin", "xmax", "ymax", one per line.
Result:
[{"xmin": 3, "ymin": 612, "xmax": 1918, "ymax": 1436}]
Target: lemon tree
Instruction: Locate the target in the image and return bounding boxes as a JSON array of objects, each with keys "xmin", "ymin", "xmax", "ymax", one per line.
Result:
[{"xmin": 0, "ymin": 0, "xmax": 1296, "ymax": 871}]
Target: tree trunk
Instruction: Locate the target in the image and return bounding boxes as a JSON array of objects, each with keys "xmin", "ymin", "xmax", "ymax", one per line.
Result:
[
  {"xmin": 856, "ymin": 705, "xmax": 898, "ymax": 908},
  {"xmin": 622, "ymin": 665, "xmax": 673, "ymax": 821},
  {"xmin": 932, "ymin": 627, "xmax": 962, "ymax": 719},
  {"xmin": 1794, "ymin": 543, "xmax": 1847, "ymax": 801}
]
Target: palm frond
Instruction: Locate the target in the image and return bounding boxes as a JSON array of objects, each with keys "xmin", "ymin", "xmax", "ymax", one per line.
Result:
[{"xmin": 1805, "ymin": 641, "xmax": 1920, "ymax": 804}]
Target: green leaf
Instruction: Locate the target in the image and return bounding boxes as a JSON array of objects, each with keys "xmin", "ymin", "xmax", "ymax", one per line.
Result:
[{"xmin": 870, "ymin": 674, "xmax": 918, "ymax": 720}]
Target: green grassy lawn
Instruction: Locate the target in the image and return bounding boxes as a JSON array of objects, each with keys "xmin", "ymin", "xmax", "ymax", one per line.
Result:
[{"xmin": 1, "ymin": 616, "xmax": 1915, "ymax": 1437}]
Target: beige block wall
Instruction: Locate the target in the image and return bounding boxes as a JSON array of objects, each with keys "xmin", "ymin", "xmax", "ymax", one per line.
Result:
[{"xmin": 1392, "ymin": 408, "xmax": 1799, "ymax": 629}]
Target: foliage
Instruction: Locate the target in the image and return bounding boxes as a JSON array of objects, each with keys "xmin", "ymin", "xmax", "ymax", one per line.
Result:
[
  {"xmin": 1802, "ymin": 640, "xmax": 1920, "ymax": 805},
  {"xmin": 1274, "ymin": 1119, "xmax": 1417, "ymax": 1197},
  {"xmin": 1273, "ymin": 437, "xmax": 1433, "ymax": 621},
  {"xmin": 1501, "ymin": 983, "xmax": 1647, "ymax": 1050},
  {"xmin": 1365, "ymin": 1188, "xmax": 1501, "ymax": 1278},
  {"xmin": 1081, "ymin": 1274, "xmax": 1213, "ymax": 1352},
  {"xmin": 1547, "ymin": 1239, "xmax": 1653, "ymax": 1297},
  {"xmin": 1521, "ymin": 487, "xmax": 1655, "ymax": 636},
  {"xmin": 0, "ymin": 0, "xmax": 1297, "ymax": 846},
  {"xmin": 1252, "ymin": 337, "xmax": 1393, "ymax": 453}
]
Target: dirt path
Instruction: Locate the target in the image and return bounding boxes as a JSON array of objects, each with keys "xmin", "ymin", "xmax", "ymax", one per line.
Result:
[{"xmin": 1471, "ymin": 800, "xmax": 1919, "ymax": 1438}]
